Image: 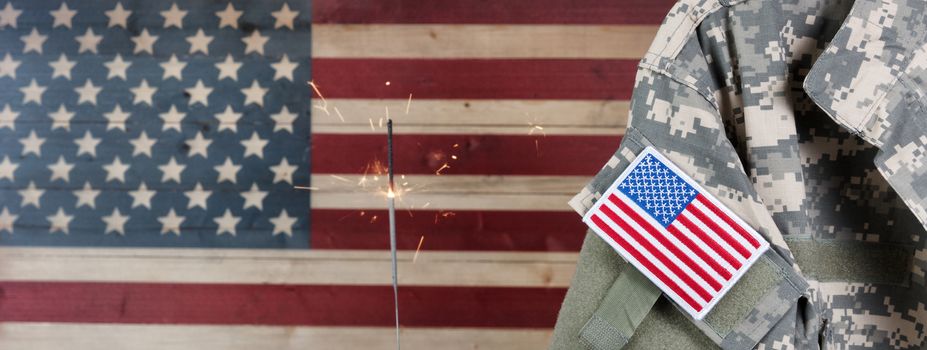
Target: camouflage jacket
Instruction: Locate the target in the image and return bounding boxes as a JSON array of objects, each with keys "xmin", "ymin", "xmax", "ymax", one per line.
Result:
[{"xmin": 552, "ymin": 0, "xmax": 927, "ymax": 349}]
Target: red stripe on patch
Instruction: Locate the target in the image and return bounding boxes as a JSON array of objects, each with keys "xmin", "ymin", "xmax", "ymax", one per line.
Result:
[{"xmin": 695, "ymin": 194, "xmax": 761, "ymax": 248}]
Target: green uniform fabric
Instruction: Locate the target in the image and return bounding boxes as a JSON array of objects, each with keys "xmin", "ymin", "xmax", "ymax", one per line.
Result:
[{"xmin": 554, "ymin": 0, "xmax": 927, "ymax": 348}]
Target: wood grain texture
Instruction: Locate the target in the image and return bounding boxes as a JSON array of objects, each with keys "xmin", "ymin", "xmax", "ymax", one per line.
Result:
[
  {"xmin": 311, "ymin": 58, "xmax": 638, "ymax": 99},
  {"xmin": 313, "ymin": 99, "xmax": 629, "ymax": 135},
  {"xmin": 0, "ymin": 248, "xmax": 578, "ymax": 287},
  {"xmin": 0, "ymin": 324, "xmax": 553, "ymax": 350},
  {"xmin": 313, "ymin": 0, "xmax": 676, "ymax": 24},
  {"xmin": 313, "ymin": 24, "xmax": 658, "ymax": 59}
]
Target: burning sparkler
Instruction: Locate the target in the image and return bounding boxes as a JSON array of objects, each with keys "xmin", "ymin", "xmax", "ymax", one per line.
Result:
[{"xmin": 387, "ymin": 119, "xmax": 401, "ymax": 350}]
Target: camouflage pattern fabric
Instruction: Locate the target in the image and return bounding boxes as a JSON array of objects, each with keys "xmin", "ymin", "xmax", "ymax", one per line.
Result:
[{"xmin": 557, "ymin": 0, "xmax": 927, "ymax": 348}]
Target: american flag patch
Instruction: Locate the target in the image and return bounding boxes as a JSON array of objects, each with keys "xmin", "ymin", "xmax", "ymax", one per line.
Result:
[{"xmin": 582, "ymin": 147, "xmax": 769, "ymax": 319}]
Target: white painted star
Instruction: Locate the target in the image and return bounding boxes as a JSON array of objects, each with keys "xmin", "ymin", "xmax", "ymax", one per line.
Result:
[
  {"xmin": 103, "ymin": 157, "xmax": 130, "ymax": 183},
  {"xmin": 161, "ymin": 3, "xmax": 187, "ymax": 28},
  {"xmin": 271, "ymin": 3, "xmax": 299, "ymax": 30},
  {"xmin": 186, "ymin": 131, "xmax": 211, "ymax": 158},
  {"xmin": 160, "ymin": 105, "xmax": 185, "ymax": 131},
  {"xmin": 214, "ymin": 209, "xmax": 240, "ymax": 236},
  {"xmin": 241, "ymin": 81, "xmax": 267, "ymax": 106},
  {"xmin": 214, "ymin": 157, "xmax": 241, "ymax": 184},
  {"xmin": 130, "ymin": 79, "xmax": 157, "ymax": 105},
  {"xmin": 241, "ymin": 132, "xmax": 268, "ymax": 159},
  {"xmin": 74, "ymin": 182, "xmax": 100, "ymax": 209},
  {"xmin": 0, "ymin": 156, "xmax": 16, "ymax": 181},
  {"xmin": 130, "ymin": 131, "xmax": 156, "ymax": 157},
  {"xmin": 19, "ymin": 181, "xmax": 43, "ymax": 208},
  {"xmin": 160, "ymin": 54, "xmax": 186, "ymax": 80},
  {"xmin": 102, "ymin": 208, "xmax": 129, "ymax": 235},
  {"xmin": 49, "ymin": 2, "xmax": 75, "ymax": 29},
  {"xmin": 241, "ymin": 30, "xmax": 269, "ymax": 55},
  {"xmin": 270, "ymin": 158, "xmax": 298, "ymax": 184},
  {"xmin": 186, "ymin": 29, "xmax": 213, "ymax": 55},
  {"xmin": 0, "ymin": 207, "xmax": 16, "ymax": 234},
  {"xmin": 49, "ymin": 105, "xmax": 74, "ymax": 131},
  {"xmin": 271, "ymin": 54, "xmax": 298, "ymax": 81},
  {"xmin": 19, "ymin": 130, "xmax": 44, "ymax": 156},
  {"xmin": 158, "ymin": 209, "xmax": 184, "ymax": 236},
  {"xmin": 104, "ymin": 105, "xmax": 130, "ymax": 131},
  {"xmin": 48, "ymin": 156, "xmax": 74, "ymax": 182},
  {"xmin": 0, "ymin": 104, "xmax": 16, "ymax": 130},
  {"xmin": 129, "ymin": 182, "xmax": 156, "ymax": 209},
  {"xmin": 21, "ymin": 28, "xmax": 47, "ymax": 54},
  {"xmin": 0, "ymin": 2, "xmax": 21, "ymax": 28},
  {"xmin": 75, "ymin": 28, "xmax": 103, "ymax": 54},
  {"xmin": 104, "ymin": 54, "xmax": 131, "ymax": 80},
  {"xmin": 0, "ymin": 53, "xmax": 20, "ymax": 78},
  {"xmin": 186, "ymin": 80, "xmax": 212, "ymax": 106},
  {"xmin": 47, "ymin": 208, "xmax": 73, "ymax": 234},
  {"xmin": 74, "ymin": 130, "xmax": 101, "ymax": 156},
  {"xmin": 48, "ymin": 54, "xmax": 75, "ymax": 80},
  {"xmin": 215, "ymin": 3, "xmax": 242, "ymax": 29},
  {"xmin": 215, "ymin": 105, "xmax": 241, "ymax": 132},
  {"xmin": 184, "ymin": 182, "xmax": 211, "ymax": 209},
  {"xmin": 158, "ymin": 157, "xmax": 185, "ymax": 183},
  {"xmin": 271, "ymin": 106, "xmax": 297, "ymax": 133},
  {"xmin": 241, "ymin": 183, "xmax": 268, "ymax": 210},
  {"xmin": 132, "ymin": 29, "xmax": 158, "ymax": 54},
  {"xmin": 105, "ymin": 2, "xmax": 131, "ymax": 28},
  {"xmin": 75, "ymin": 80, "xmax": 102, "ymax": 105},
  {"xmin": 215, "ymin": 54, "xmax": 241, "ymax": 81},
  {"xmin": 270, "ymin": 210, "xmax": 297, "ymax": 237},
  {"xmin": 20, "ymin": 79, "xmax": 45, "ymax": 105}
]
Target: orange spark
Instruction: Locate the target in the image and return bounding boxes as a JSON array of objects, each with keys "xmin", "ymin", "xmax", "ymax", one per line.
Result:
[
  {"xmin": 405, "ymin": 93, "xmax": 413, "ymax": 114},
  {"xmin": 385, "ymin": 81, "xmax": 391, "ymax": 86},
  {"xmin": 333, "ymin": 106, "xmax": 345, "ymax": 123},
  {"xmin": 413, "ymin": 236, "xmax": 425, "ymax": 263},
  {"xmin": 308, "ymin": 81, "xmax": 330, "ymax": 116},
  {"xmin": 435, "ymin": 163, "xmax": 450, "ymax": 175},
  {"xmin": 293, "ymin": 186, "xmax": 319, "ymax": 191}
]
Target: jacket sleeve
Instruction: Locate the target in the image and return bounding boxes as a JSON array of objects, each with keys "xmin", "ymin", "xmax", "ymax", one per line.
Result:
[{"xmin": 552, "ymin": 5, "xmax": 810, "ymax": 348}]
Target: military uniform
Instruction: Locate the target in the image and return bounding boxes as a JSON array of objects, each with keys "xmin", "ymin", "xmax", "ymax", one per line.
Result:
[{"xmin": 551, "ymin": 0, "xmax": 927, "ymax": 349}]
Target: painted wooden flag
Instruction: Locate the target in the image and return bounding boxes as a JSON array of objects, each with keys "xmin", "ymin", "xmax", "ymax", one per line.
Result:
[{"xmin": 583, "ymin": 147, "xmax": 769, "ymax": 319}]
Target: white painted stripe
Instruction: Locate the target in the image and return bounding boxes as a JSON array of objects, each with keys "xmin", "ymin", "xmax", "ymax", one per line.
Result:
[
  {"xmin": 310, "ymin": 174, "xmax": 588, "ymax": 211},
  {"xmin": 0, "ymin": 323, "xmax": 552, "ymax": 350},
  {"xmin": 0, "ymin": 248, "xmax": 577, "ymax": 287},
  {"xmin": 680, "ymin": 210, "xmax": 746, "ymax": 264},
  {"xmin": 313, "ymin": 24, "xmax": 658, "ymax": 59},
  {"xmin": 602, "ymin": 198, "xmax": 717, "ymax": 296},
  {"xmin": 593, "ymin": 212, "xmax": 703, "ymax": 309},
  {"xmin": 313, "ymin": 99, "xmax": 629, "ymax": 136},
  {"xmin": 690, "ymin": 199, "xmax": 754, "ymax": 253},
  {"xmin": 669, "ymin": 220, "xmax": 738, "ymax": 274},
  {"xmin": 607, "ymin": 192, "xmax": 726, "ymax": 286}
]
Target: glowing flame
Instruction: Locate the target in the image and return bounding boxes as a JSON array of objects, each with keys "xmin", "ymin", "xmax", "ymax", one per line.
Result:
[{"xmin": 387, "ymin": 188, "xmax": 396, "ymax": 198}]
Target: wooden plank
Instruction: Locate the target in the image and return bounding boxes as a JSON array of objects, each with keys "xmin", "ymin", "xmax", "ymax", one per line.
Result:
[
  {"xmin": 313, "ymin": 0, "xmax": 676, "ymax": 25},
  {"xmin": 0, "ymin": 248, "xmax": 578, "ymax": 287},
  {"xmin": 310, "ymin": 174, "xmax": 588, "ymax": 211},
  {"xmin": 0, "ymin": 324, "xmax": 553, "ymax": 350},
  {"xmin": 311, "ymin": 209, "xmax": 587, "ymax": 251},
  {"xmin": 313, "ymin": 99, "xmax": 629, "ymax": 136},
  {"xmin": 311, "ymin": 134, "xmax": 621, "ymax": 175},
  {"xmin": 313, "ymin": 24, "xmax": 658, "ymax": 59},
  {"xmin": 0, "ymin": 282, "xmax": 566, "ymax": 327},
  {"xmin": 311, "ymin": 58, "xmax": 638, "ymax": 99}
]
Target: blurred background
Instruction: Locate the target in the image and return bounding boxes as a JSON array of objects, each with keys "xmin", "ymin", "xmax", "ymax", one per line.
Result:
[{"xmin": 0, "ymin": 0, "xmax": 676, "ymax": 348}]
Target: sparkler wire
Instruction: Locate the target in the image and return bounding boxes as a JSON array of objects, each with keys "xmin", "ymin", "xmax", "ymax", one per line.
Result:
[{"xmin": 387, "ymin": 119, "xmax": 400, "ymax": 349}]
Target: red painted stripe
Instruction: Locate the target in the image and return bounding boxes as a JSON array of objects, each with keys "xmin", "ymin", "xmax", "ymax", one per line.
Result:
[
  {"xmin": 0, "ymin": 282, "xmax": 565, "ymax": 328},
  {"xmin": 695, "ymin": 195, "xmax": 761, "ymax": 248},
  {"xmin": 598, "ymin": 204, "xmax": 712, "ymax": 302},
  {"xmin": 674, "ymin": 215, "xmax": 743, "ymax": 270},
  {"xmin": 312, "ymin": 134, "xmax": 620, "ymax": 176},
  {"xmin": 591, "ymin": 214, "xmax": 702, "ymax": 311},
  {"xmin": 666, "ymin": 224, "xmax": 733, "ymax": 280},
  {"xmin": 311, "ymin": 209, "xmax": 587, "ymax": 251},
  {"xmin": 610, "ymin": 196, "xmax": 722, "ymax": 291},
  {"xmin": 314, "ymin": 0, "xmax": 676, "ymax": 24},
  {"xmin": 312, "ymin": 58, "xmax": 637, "ymax": 100},
  {"xmin": 686, "ymin": 205, "xmax": 751, "ymax": 258}
]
